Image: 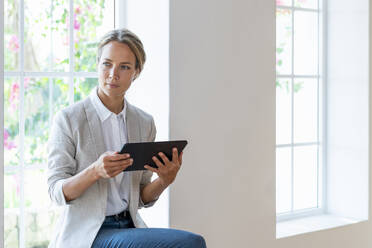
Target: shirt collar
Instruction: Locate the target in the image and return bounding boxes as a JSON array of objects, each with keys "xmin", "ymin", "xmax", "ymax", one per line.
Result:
[{"xmin": 89, "ymin": 86, "xmax": 127, "ymax": 123}]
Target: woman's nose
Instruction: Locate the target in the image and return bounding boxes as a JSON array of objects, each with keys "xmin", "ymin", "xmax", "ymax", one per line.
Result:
[{"xmin": 108, "ymin": 67, "xmax": 119, "ymax": 80}]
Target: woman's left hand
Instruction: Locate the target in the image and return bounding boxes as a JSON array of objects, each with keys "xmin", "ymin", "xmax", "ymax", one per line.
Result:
[{"xmin": 144, "ymin": 148, "xmax": 183, "ymax": 187}]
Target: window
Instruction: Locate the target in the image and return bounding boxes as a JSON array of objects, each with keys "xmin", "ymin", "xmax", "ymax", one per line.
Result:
[
  {"xmin": 276, "ymin": 0, "xmax": 323, "ymax": 220},
  {"xmin": 4, "ymin": 0, "xmax": 170, "ymax": 246},
  {"xmin": 4, "ymin": 0, "xmax": 114, "ymax": 247}
]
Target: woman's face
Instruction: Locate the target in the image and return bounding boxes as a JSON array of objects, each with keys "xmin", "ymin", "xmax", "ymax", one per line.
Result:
[{"xmin": 97, "ymin": 41, "xmax": 138, "ymax": 97}]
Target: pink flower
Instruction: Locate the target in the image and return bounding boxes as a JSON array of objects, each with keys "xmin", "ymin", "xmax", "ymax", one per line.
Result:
[
  {"xmin": 74, "ymin": 19, "xmax": 80, "ymax": 30},
  {"xmin": 24, "ymin": 77, "xmax": 30, "ymax": 89},
  {"xmin": 75, "ymin": 6, "xmax": 81, "ymax": 15},
  {"xmin": 8, "ymin": 35, "xmax": 20, "ymax": 53},
  {"xmin": 12, "ymin": 174, "xmax": 20, "ymax": 196},
  {"xmin": 276, "ymin": 0, "xmax": 283, "ymax": 5},
  {"xmin": 10, "ymin": 81, "xmax": 19, "ymax": 110},
  {"xmin": 74, "ymin": 14, "xmax": 80, "ymax": 30},
  {"xmin": 4, "ymin": 129, "xmax": 16, "ymax": 150}
]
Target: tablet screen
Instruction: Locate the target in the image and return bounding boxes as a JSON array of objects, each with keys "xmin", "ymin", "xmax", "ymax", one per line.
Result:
[{"xmin": 119, "ymin": 140, "xmax": 188, "ymax": 171}]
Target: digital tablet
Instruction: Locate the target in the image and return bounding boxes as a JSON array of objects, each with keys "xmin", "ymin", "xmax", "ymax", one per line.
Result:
[{"xmin": 119, "ymin": 140, "xmax": 188, "ymax": 172}]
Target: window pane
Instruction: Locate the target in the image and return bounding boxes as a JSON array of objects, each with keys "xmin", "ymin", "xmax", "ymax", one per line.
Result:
[
  {"xmin": 4, "ymin": 172, "xmax": 20, "ymax": 209},
  {"xmin": 293, "ymin": 78, "xmax": 318, "ymax": 143},
  {"xmin": 24, "ymin": 78, "xmax": 69, "ymax": 166},
  {"xmin": 24, "ymin": 169, "xmax": 50, "ymax": 209},
  {"xmin": 294, "ymin": 11, "xmax": 318, "ymax": 75},
  {"xmin": 74, "ymin": 77, "xmax": 98, "ymax": 102},
  {"xmin": 24, "ymin": 0, "xmax": 69, "ymax": 72},
  {"xmin": 276, "ymin": 0, "xmax": 292, "ymax": 6},
  {"xmin": 276, "ymin": 9, "xmax": 292, "ymax": 75},
  {"xmin": 24, "ymin": 169, "xmax": 62, "ymax": 247},
  {"xmin": 25, "ymin": 209, "xmax": 61, "ymax": 248},
  {"xmin": 276, "ymin": 78, "xmax": 292, "ymax": 145},
  {"xmin": 74, "ymin": 0, "xmax": 114, "ymax": 72},
  {"xmin": 293, "ymin": 145, "xmax": 318, "ymax": 210},
  {"xmin": 5, "ymin": 172, "xmax": 20, "ymax": 247},
  {"xmin": 5, "ymin": 77, "xmax": 20, "ymax": 167},
  {"xmin": 5, "ymin": 208, "xmax": 19, "ymax": 248},
  {"xmin": 294, "ymin": 0, "xmax": 318, "ymax": 9},
  {"xmin": 4, "ymin": 0, "xmax": 19, "ymax": 71},
  {"xmin": 276, "ymin": 147, "xmax": 292, "ymax": 214}
]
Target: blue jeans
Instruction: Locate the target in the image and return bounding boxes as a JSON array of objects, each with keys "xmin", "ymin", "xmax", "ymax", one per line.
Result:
[{"xmin": 91, "ymin": 215, "xmax": 207, "ymax": 248}]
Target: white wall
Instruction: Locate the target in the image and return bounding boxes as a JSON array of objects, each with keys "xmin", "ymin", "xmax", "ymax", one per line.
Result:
[
  {"xmin": 124, "ymin": 0, "xmax": 170, "ymax": 228},
  {"xmin": 169, "ymin": 1, "xmax": 372, "ymax": 247}
]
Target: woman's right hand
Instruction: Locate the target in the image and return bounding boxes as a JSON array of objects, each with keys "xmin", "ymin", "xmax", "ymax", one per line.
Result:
[{"xmin": 93, "ymin": 151, "xmax": 133, "ymax": 179}]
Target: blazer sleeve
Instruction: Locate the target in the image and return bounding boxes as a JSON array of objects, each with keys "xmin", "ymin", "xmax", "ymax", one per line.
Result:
[
  {"xmin": 138, "ymin": 117, "xmax": 158, "ymax": 209},
  {"xmin": 47, "ymin": 111, "xmax": 77, "ymax": 206}
]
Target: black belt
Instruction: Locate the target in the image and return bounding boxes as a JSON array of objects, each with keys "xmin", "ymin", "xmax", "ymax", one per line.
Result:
[{"xmin": 107, "ymin": 210, "xmax": 130, "ymax": 220}]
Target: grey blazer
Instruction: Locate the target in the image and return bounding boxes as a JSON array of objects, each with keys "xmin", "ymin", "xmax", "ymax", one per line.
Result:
[{"xmin": 47, "ymin": 97, "xmax": 157, "ymax": 248}]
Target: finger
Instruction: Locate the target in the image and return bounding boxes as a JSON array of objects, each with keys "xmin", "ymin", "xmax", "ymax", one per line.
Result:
[
  {"xmin": 106, "ymin": 160, "xmax": 133, "ymax": 174},
  {"xmin": 172, "ymin": 148, "xmax": 179, "ymax": 164},
  {"xmin": 158, "ymin": 152, "xmax": 170, "ymax": 164},
  {"xmin": 103, "ymin": 153, "xmax": 129, "ymax": 162},
  {"xmin": 106, "ymin": 158, "xmax": 132, "ymax": 167},
  {"xmin": 108, "ymin": 153, "xmax": 130, "ymax": 161},
  {"xmin": 152, "ymin": 156, "xmax": 165, "ymax": 168},
  {"xmin": 144, "ymin": 165, "xmax": 158, "ymax": 173}
]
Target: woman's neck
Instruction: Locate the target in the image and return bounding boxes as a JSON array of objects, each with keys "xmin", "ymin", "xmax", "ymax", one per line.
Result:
[{"xmin": 97, "ymin": 88, "xmax": 125, "ymax": 115}]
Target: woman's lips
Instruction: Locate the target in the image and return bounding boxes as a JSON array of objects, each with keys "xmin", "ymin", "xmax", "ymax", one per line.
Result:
[{"xmin": 106, "ymin": 83, "xmax": 119, "ymax": 88}]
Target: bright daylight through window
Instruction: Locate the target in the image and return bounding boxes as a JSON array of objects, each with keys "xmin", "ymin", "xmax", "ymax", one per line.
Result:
[
  {"xmin": 276, "ymin": 0, "xmax": 323, "ymax": 219},
  {"xmin": 4, "ymin": 0, "xmax": 114, "ymax": 246}
]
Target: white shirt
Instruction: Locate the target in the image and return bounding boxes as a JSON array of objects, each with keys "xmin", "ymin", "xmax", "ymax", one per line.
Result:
[{"xmin": 90, "ymin": 87, "xmax": 131, "ymax": 216}]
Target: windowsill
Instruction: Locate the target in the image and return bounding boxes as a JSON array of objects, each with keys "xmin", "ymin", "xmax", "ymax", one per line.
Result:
[{"xmin": 276, "ymin": 214, "xmax": 365, "ymax": 239}]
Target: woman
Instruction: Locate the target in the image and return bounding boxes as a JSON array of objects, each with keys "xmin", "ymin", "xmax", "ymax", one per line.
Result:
[{"xmin": 47, "ymin": 29, "xmax": 206, "ymax": 248}]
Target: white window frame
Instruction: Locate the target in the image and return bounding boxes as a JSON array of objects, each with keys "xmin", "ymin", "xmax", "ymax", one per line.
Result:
[
  {"xmin": 276, "ymin": 0, "xmax": 326, "ymax": 222},
  {"xmin": 4, "ymin": 0, "xmax": 170, "ymax": 246},
  {"xmin": 3, "ymin": 0, "xmax": 114, "ymax": 247}
]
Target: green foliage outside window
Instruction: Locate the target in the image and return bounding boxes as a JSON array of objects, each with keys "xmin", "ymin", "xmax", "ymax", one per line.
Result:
[{"xmin": 4, "ymin": 0, "xmax": 109, "ymax": 247}]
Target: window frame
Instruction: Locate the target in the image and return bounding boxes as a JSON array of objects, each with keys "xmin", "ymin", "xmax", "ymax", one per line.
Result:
[
  {"xmin": 3, "ymin": 0, "xmax": 115, "ymax": 247},
  {"xmin": 276, "ymin": 0, "xmax": 326, "ymax": 222}
]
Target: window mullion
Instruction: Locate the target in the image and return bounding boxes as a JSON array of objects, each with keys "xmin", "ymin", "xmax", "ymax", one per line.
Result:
[
  {"xmin": 321, "ymin": 0, "xmax": 328, "ymax": 213},
  {"xmin": 68, "ymin": 0, "xmax": 74, "ymax": 105},
  {"xmin": 290, "ymin": 0, "xmax": 295, "ymax": 213},
  {"xmin": 277, "ymin": 74, "xmax": 319, "ymax": 78},
  {"xmin": 19, "ymin": 0, "xmax": 26, "ymax": 246},
  {"xmin": 50, "ymin": 0, "xmax": 54, "ymax": 71},
  {"xmin": 316, "ymin": 0, "xmax": 321, "ymax": 209},
  {"xmin": 277, "ymin": 5, "xmax": 319, "ymax": 13},
  {"xmin": 4, "ymin": 71, "xmax": 98, "ymax": 78},
  {"xmin": 114, "ymin": 0, "xmax": 127, "ymax": 28}
]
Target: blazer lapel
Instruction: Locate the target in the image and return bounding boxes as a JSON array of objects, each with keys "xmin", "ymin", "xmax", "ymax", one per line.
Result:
[
  {"xmin": 125, "ymin": 101, "xmax": 141, "ymax": 143},
  {"xmin": 83, "ymin": 97, "xmax": 108, "ymax": 209},
  {"xmin": 83, "ymin": 98, "xmax": 106, "ymax": 158}
]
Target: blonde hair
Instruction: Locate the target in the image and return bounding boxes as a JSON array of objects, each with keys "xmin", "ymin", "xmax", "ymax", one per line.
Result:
[{"xmin": 97, "ymin": 29, "xmax": 146, "ymax": 76}]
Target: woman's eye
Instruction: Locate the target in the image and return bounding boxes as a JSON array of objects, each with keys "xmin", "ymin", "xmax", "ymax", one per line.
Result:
[
  {"xmin": 102, "ymin": 62, "xmax": 111, "ymax": 66},
  {"xmin": 121, "ymin": 65, "xmax": 130, "ymax": 70}
]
